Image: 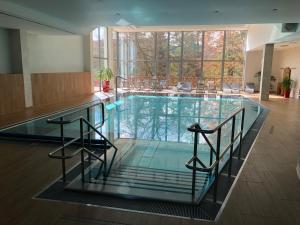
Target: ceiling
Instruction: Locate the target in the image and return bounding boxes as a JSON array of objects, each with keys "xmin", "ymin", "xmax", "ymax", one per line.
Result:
[{"xmin": 1, "ymin": 0, "xmax": 300, "ymax": 34}]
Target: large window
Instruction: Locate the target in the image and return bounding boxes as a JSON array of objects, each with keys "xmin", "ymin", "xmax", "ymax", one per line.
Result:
[
  {"xmin": 113, "ymin": 30, "xmax": 246, "ymax": 89},
  {"xmin": 92, "ymin": 27, "xmax": 108, "ymax": 92}
]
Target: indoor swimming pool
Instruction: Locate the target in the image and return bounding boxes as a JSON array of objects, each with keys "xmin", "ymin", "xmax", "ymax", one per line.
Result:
[{"xmin": 0, "ymin": 94, "xmax": 264, "ymax": 207}]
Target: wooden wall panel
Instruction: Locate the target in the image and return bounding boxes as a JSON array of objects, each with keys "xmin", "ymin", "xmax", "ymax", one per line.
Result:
[
  {"xmin": 31, "ymin": 72, "xmax": 91, "ymax": 107},
  {"xmin": 0, "ymin": 74, "xmax": 25, "ymax": 115}
]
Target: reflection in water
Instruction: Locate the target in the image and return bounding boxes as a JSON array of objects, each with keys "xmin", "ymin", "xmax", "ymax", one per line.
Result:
[{"xmin": 100, "ymin": 95, "xmax": 260, "ymax": 145}]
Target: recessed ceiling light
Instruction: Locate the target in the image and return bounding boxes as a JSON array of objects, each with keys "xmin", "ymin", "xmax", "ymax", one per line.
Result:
[
  {"xmin": 115, "ymin": 13, "xmax": 121, "ymax": 16},
  {"xmin": 214, "ymin": 10, "xmax": 220, "ymax": 13},
  {"xmin": 272, "ymin": 8, "xmax": 279, "ymax": 11}
]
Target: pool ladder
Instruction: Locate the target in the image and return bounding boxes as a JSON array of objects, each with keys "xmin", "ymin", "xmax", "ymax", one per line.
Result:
[
  {"xmin": 186, "ymin": 107, "xmax": 245, "ymax": 204},
  {"xmin": 47, "ymin": 102, "xmax": 118, "ymax": 183}
]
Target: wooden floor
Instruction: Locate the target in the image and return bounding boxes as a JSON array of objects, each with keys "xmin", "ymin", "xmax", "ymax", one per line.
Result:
[
  {"xmin": 0, "ymin": 94, "xmax": 100, "ymax": 129},
  {"xmin": 1, "ymin": 94, "xmax": 300, "ymax": 225}
]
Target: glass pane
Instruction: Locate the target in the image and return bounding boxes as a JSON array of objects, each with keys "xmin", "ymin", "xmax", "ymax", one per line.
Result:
[
  {"xmin": 132, "ymin": 61, "xmax": 153, "ymax": 78},
  {"xmin": 99, "ymin": 27, "xmax": 107, "ymax": 58},
  {"xmin": 204, "ymin": 31, "xmax": 224, "ymax": 60},
  {"xmin": 119, "ymin": 61, "xmax": 127, "ymax": 77},
  {"xmin": 157, "ymin": 32, "xmax": 169, "ymax": 61},
  {"xmin": 169, "ymin": 32, "xmax": 182, "ymax": 61},
  {"xmin": 118, "ymin": 33, "xmax": 128, "ymax": 62},
  {"xmin": 203, "ymin": 61, "xmax": 222, "ymax": 88},
  {"xmin": 112, "ymin": 32, "xmax": 117, "ymax": 60},
  {"xmin": 183, "ymin": 62, "xmax": 201, "ymax": 87},
  {"xmin": 136, "ymin": 32, "xmax": 154, "ymax": 61},
  {"xmin": 169, "ymin": 62, "xmax": 180, "ymax": 86},
  {"xmin": 92, "ymin": 28, "xmax": 99, "ymax": 58},
  {"xmin": 183, "ymin": 31, "xmax": 202, "ymax": 60},
  {"xmin": 224, "ymin": 62, "xmax": 244, "ymax": 77},
  {"xmin": 223, "ymin": 62, "xmax": 244, "ymax": 86},
  {"xmin": 157, "ymin": 62, "xmax": 168, "ymax": 77},
  {"xmin": 225, "ymin": 31, "xmax": 246, "ymax": 61},
  {"xmin": 92, "ymin": 58, "xmax": 100, "ymax": 92}
]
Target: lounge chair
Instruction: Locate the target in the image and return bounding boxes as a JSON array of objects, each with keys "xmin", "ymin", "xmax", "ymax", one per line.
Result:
[
  {"xmin": 245, "ymin": 83, "xmax": 255, "ymax": 94},
  {"xmin": 231, "ymin": 83, "xmax": 240, "ymax": 94},
  {"xmin": 196, "ymin": 80, "xmax": 206, "ymax": 93},
  {"xmin": 207, "ymin": 81, "xmax": 217, "ymax": 93},
  {"xmin": 177, "ymin": 82, "xmax": 192, "ymax": 92},
  {"xmin": 223, "ymin": 83, "xmax": 232, "ymax": 94},
  {"xmin": 159, "ymin": 80, "xmax": 168, "ymax": 90}
]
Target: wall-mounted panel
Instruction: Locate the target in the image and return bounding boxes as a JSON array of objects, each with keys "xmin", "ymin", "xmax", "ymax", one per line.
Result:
[
  {"xmin": 31, "ymin": 72, "xmax": 91, "ymax": 107},
  {"xmin": 0, "ymin": 74, "xmax": 25, "ymax": 115}
]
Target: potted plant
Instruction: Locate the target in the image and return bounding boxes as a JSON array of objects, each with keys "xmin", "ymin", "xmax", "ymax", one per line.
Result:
[
  {"xmin": 96, "ymin": 67, "xmax": 113, "ymax": 92},
  {"xmin": 282, "ymin": 76, "xmax": 293, "ymax": 98}
]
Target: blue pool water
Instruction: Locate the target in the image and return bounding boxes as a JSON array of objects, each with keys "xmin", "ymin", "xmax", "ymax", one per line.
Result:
[{"xmin": 93, "ymin": 95, "xmax": 262, "ymax": 173}]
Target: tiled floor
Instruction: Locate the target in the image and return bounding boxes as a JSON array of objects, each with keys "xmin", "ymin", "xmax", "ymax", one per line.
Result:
[{"xmin": 0, "ymin": 93, "xmax": 300, "ymax": 225}]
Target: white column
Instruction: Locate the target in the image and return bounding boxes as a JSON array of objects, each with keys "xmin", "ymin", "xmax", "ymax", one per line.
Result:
[
  {"xmin": 259, "ymin": 43, "xmax": 274, "ymax": 101},
  {"xmin": 20, "ymin": 30, "xmax": 33, "ymax": 107}
]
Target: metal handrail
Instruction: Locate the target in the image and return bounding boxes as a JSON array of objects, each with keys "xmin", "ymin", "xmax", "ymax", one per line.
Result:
[
  {"xmin": 115, "ymin": 76, "xmax": 127, "ymax": 99},
  {"xmin": 47, "ymin": 102, "xmax": 105, "ymax": 126},
  {"xmin": 186, "ymin": 107, "xmax": 245, "ymax": 203},
  {"xmin": 188, "ymin": 108, "xmax": 244, "ymax": 134},
  {"xmin": 47, "ymin": 102, "xmax": 118, "ymax": 182}
]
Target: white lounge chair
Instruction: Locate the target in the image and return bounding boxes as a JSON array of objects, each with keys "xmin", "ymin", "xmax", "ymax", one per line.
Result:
[
  {"xmin": 231, "ymin": 83, "xmax": 240, "ymax": 94},
  {"xmin": 177, "ymin": 82, "xmax": 192, "ymax": 92},
  {"xmin": 223, "ymin": 83, "xmax": 232, "ymax": 94},
  {"xmin": 245, "ymin": 83, "xmax": 255, "ymax": 94}
]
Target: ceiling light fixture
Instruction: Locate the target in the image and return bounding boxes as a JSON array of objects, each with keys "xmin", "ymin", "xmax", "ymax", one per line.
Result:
[
  {"xmin": 214, "ymin": 10, "xmax": 220, "ymax": 13},
  {"xmin": 272, "ymin": 8, "xmax": 279, "ymax": 11}
]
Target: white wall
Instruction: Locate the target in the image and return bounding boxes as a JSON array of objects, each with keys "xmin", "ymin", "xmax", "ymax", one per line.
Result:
[
  {"xmin": 272, "ymin": 46, "xmax": 300, "ymax": 99},
  {"xmin": 0, "ymin": 28, "xmax": 12, "ymax": 73},
  {"xmin": 245, "ymin": 49, "xmax": 281, "ymax": 92},
  {"xmin": 247, "ymin": 24, "xmax": 297, "ymax": 51},
  {"xmin": 27, "ymin": 33, "xmax": 85, "ymax": 73}
]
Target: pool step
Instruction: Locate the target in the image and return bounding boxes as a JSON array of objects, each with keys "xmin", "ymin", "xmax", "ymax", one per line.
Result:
[{"xmin": 66, "ymin": 165, "xmax": 212, "ymax": 204}]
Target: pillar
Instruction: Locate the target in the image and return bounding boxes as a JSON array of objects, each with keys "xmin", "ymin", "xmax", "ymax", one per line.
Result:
[
  {"xmin": 20, "ymin": 30, "xmax": 33, "ymax": 107},
  {"xmin": 259, "ymin": 43, "xmax": 274, "ymax": 101}
]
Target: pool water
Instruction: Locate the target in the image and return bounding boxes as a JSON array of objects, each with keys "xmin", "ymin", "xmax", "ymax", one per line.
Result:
[
  {"xmin": 98, "ymin": 95, "xmax": 261, "ymax": 173},
  {"xmin": 0, "ymin": 95, "xmax": 261, "ymax": 174}
]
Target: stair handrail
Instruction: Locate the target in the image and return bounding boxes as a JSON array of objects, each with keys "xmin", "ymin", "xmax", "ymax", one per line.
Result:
[
  {"xmin": 47, "ymin": 102, "xmax": 118, "ymax": 182},
  {"xmin": 115, "ymin": 75, "xmax": 127, "ymax": 99},
  {"xmin": 47, "ymin": 102, "xmax": 105, "ymax": 127},
  {"xmin": 186, "ymin": 107, "xmax": 245, "ymax": 203}
]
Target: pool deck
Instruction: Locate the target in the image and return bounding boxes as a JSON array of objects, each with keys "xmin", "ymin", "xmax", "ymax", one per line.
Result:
[{"xmin": 0, "ymin": 92, "xmax": 300, "ymax": 225}]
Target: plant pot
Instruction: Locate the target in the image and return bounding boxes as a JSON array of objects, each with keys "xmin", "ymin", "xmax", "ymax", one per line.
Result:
[
  {"xmin": 102, "ymin": 80, "xmax": 110, "ymax": 92},
  {"xmin": 283, "ymin": 89, "xmax": 290, "ymax": 98}
]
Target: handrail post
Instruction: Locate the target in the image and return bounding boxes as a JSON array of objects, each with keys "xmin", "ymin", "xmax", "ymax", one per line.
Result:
[
  {"xmin": 87, "ymin": 107, "xmax": 91, "ymax": 145},
  {"xmin": 60, "ymin": 117, "xmax": 66, "ymax": 182},
  {"xmin": 238, "ymin": 108, "xmax": 245, "ymax": 160},
  {"xmin": 115, "ymin": 76, "xmax": 118, "ymax": 100},
  {"xmin": 87, "ymin": 107, "xmax": 91, "ymax": 166},
  {"xmin": 192, "ymin": 131, "xmax": 199, "ymax": 203},
  {"xmin": 213, "ymin": 127, "xmax": 222, "ymax": 203},
  {"xmin": 80, "ymin": 118, "xmax": 85, "ymax": 183},
  {"xmin": 228, "ymin": 115, "xmax": 236, "ymax": 178}
]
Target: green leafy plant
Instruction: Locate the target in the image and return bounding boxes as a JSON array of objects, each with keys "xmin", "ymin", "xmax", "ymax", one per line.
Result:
[
  {"xmin": 282, "ymin": 76, "xmax": 293, "ymax": 91},
  {"xmin": 96, "ymin": 67, "xmax": 113, "ymax": 81}
]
